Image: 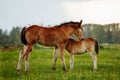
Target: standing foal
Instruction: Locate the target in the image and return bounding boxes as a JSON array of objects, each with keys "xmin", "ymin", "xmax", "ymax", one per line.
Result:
[
  {"xmin": 65, "ymin": 38, "xmax": 99, "ymax": 71},
  {"xmin": 17, "ymin": 20, "xmax": 83, "ymax": 72}
]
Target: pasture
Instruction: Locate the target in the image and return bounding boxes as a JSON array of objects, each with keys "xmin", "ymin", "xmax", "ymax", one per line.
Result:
[{"xmin": 0, "ymin": 44, "xmax": 120, "ymax": 80}]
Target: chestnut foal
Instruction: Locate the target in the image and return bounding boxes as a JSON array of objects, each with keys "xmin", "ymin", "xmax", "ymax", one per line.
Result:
[
  {"xmin": 65, "ymin": 38, "xmax": 99, "ymax": 71},
  {"xmin": 17, "ymin": 20, "xmax": 83, "ymax": 72}
]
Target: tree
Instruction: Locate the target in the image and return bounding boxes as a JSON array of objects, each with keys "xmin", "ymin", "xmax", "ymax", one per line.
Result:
[
  {"xmin": 92, "ymin": 25, "xmax": 106, "ymax": 43},
  {"xmin": 9, "ymin": 27, "xmax": 21, "ymax": 46},
  {"xmin": 83, "ymin": 24, "xmax": 93, "ymax": 38},
  {"xmin": 0, "ymin": 29, "xmax": 10, "ymax": 47}
]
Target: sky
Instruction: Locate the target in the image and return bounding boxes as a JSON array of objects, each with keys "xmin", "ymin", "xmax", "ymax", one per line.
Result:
[{"xmin": 0, "ymin": 0, "xmax": 120, "ymax": 31}]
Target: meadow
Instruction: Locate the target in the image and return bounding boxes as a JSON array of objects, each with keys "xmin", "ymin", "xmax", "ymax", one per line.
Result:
[{"xmin": 0, "ymin": 44, "xmax": 120, "ymax": 80}]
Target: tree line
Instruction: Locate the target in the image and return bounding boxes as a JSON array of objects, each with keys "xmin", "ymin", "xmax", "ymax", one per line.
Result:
[
  {"xmin": 83, "ymin": 23, "xmax": 120, "ymax": 44},
  {"xmin": 0, "ymin": 23, "xmax": 120, "ymax": 47},
  {"xmin": 0, "ymin": 27, "xmax": 21, "ymax": 47}
]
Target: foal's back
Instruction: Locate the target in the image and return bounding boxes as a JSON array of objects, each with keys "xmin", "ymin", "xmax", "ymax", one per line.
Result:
[{"xmin": 25, "ymin": 25, "xmax": 67, "ymax": 46}]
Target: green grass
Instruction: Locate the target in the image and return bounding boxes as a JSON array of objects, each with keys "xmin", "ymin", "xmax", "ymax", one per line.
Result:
[{"xmin": 0, "ymin": 45, "xmax": 120, "ymax": 80}]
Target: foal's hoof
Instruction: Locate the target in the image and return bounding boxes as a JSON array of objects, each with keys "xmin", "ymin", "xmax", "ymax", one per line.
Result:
[
  {"xmin": 52, "ymin": 67, "xmax": 56, "ymax": 70},
  {"xmin": 69, "ymin": 68, "xmax": 74, "ymax": 71},
  {"xmin": 17, "ymin": 69, "xmax": 20, "ymax": 72},
  {"xmin": 25, "ymin": 70, "xmax": 29, "ymax": 73},
  {"xmin": 16, "ymin": 69, "xmax": 21, "ymax": 74},
  {"xmin": 63, "ymin": 67, "xmax": 67, "ymax": 71},
  {"xmin": 93, "ymin": 68, "xmax": 97, "ymax": 72}
]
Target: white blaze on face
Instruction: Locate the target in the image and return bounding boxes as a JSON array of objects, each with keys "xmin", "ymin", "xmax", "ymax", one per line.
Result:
[
  {"xmin": 78, "ymin": 28, "xmax": 82, "ymax": 33},
  {"xmin": 78, "ymin": 28, "xmax": 83, "ymax": 37}
]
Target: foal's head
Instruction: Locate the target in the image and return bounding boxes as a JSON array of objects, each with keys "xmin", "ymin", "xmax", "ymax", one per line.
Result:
[
  {"xmin": 58, "ymin": 20, "xmax": 83, "ymax": 40},
  {"xmin": 70, "ymin": 20, "xmax": 83, "ymax": 40}
]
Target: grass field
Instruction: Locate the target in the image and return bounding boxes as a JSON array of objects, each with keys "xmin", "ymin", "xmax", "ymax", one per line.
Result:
[{"xmin": 0, "ymin": 44, "xmax": 120, "ymax": 80}]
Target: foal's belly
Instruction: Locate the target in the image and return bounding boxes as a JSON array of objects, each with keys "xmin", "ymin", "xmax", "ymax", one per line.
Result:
[
  {"xmin": 39, "ymin": 43, "xmax": 56, "ymax": 47},
  {"xmin": 38, "ymin": 41, "xmax": 56, "ymax": 47},
  {"xmin": 38, "ymin": 39, "xmax": 57, "ymax": 47},
  {"xmin": 74, "ymin": 47, "xmax": 86, "ymax": 54}
]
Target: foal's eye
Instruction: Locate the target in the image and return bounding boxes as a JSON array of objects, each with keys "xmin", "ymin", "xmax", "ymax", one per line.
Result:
[{"xmin": 77, "ymin": 30, "xmax": 80, "ymax": 33}]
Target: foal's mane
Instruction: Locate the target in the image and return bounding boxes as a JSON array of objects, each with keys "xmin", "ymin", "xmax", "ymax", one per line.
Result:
[{"xmin": 56, "ymin": 21, "xmax": 79, "ymax": 27}]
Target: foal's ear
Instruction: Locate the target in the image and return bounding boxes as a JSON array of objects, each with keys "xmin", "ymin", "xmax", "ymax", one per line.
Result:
[{"xmin": 80, "ymin": 20, "xmax": 82, "ymax": 26}]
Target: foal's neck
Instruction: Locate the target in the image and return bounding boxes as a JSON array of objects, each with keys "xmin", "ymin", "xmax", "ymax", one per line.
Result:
[{"xmin": 60, "ymin": 26, "xmax": 74, "ymax": 38}]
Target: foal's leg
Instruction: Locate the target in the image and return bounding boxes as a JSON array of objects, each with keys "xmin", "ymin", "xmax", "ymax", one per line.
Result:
[
  {"xmin": 17, "ymin": 45, "xmax": 28, "ymax": 72},
  {"xmin": 59, "ymin": 44, "xmax": 67, "ymax": 71},
  {"xmin": 70, "ymin": 53, "xmax": 74, "ymax": 71},
  {"xmin": 24, "ymin": 45, "xmax": 33, "ymax": 72},
  {"xmin": 89, "ymin": 51, "xmax": 97, "ymax": 71},
  {"xmin": 52, "ymin": 47, "xmax": 59, "ymax": 70},
  {"xmin": 60, "ymin": 49, "xmax": 67, "ymax": 71}
]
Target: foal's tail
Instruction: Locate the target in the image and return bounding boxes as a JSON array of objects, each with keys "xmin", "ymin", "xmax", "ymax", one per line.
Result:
[
  {"xmin": 21, "ymin": 27, "xmax": 27, "ymax": 45},
  {"xmin": 95, "ymin": 40, "xmax": 99, "ymax": 55}
]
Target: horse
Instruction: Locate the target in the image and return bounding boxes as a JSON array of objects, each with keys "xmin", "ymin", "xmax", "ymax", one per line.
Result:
[
  {"xmin": 65, "ymin": 38, "xmax": 99, "ymax": 71},
  {"xmin": 17, "ymin": 20, "xmax": 83, "ymax": 72}
]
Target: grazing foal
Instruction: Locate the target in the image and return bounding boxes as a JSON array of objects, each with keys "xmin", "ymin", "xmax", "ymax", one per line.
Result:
[
  {"xmin": 65, "ymin": 38, "xmax": 99, "ymax": 71},
  {"xmin": 17, "ymin": 20, "xmax": 83, "ymax": 72}
]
